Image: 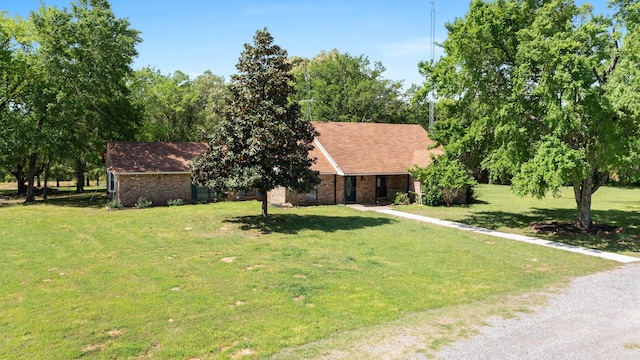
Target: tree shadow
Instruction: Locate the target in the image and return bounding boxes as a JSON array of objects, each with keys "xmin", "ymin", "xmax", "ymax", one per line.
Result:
[
  {"xmin": 45, "ymin": 191, "xmax": 108, "ymax": 208},
  {"xmin": 225, "ymin": 213, "xmax": 397, "ymax": 235},
  {"xmin": 0, "ymin": 189, "xmax": 108, "ymax": 209},
  {"xmin": 459, "ymin": 208, "xmax": 640, "ymax": 253}
]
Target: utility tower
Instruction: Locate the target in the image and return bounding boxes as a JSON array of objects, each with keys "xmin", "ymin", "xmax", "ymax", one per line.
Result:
[
  {"xmin": 428, "ymin": 0, "xmax": 436, "ymax": 131},
  {"xmin": 301, "ymin": 73, "xmax": 314, "ymax": 121}
]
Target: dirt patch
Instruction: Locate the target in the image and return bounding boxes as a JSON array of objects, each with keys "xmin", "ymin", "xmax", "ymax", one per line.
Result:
[
  {"xmin": 82, "ymin": 343, "xmax": 106, "ymax": 353},
  {"xmin": 530, "ymin": 221, "xmax": 622, "ymax": 236},
  {"xmin": 108, "ymin": 329, "xmax": 126, "ymax": 338}
]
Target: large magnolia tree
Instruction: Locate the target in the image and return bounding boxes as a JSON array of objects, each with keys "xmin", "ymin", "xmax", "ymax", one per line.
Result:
[
  {"xmin": 191, "ymin": 28, "xmax": 318, "ymax": 223},
  {"xmin": 421, "ymin": 0, "xmax": 640, "ymax": 229}
]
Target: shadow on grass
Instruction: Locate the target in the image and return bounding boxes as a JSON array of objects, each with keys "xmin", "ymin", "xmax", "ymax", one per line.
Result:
[
  {"xmin": 460, "ymin": 208, "xmax": 640, "ymax": 253},
  {"xmin": 226, "ymin": 213, "xmax": 396, "ymax": 235},
  {"xmin": 0, "ymin": 189, "xmax": 107, "ymax": 209}
]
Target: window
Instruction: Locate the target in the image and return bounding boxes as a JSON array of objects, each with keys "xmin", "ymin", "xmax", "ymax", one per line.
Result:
[
  {"xmin": 107, "ymin": 171, "xmax": 116, "ymax": 193},
  {"xmin": 191, "ymin": 185, "xmax": 221, "ymax": 201},
  {"xmin": 306, "ymin": 184, "xmax": 318, "ymax": 201}
]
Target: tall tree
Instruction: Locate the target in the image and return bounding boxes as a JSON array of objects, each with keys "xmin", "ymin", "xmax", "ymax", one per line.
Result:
[
  {"xmin": 0, "ymin": 13, "xmax": 34, "ymax": 194},
  {"xmin": 20, "ymin": 0, "xmax": 140, "ymax": 200},
  {"xmin": 421, "ymin": 0, "xmax": 640, "ymax": 230},
  {"xmin": 192, "ymin": 28, "xmax": 319, "ymax": 223},
  {"xmin": 291, "ymin": 50, "xmax": 406, "ymax": 123}
]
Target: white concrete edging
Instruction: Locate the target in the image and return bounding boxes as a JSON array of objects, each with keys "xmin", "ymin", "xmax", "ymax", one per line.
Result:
[{"xmin": 375, "ymin": 208, "xmax": 640, "ymax": 264}]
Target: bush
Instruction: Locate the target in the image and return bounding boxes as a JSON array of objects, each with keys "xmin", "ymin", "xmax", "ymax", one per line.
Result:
[
  {"xmin": 410, "ymin": 155, "xmax": 477, "ymax": 207},
  {"xmin": 167, "ymin": 198, "xmax": 185, "ymax": 206},
  {"xmin": 135, "ymin": 197, "xmax": 152, "ymax": 209},
  {"xmin": 106, "ymin": 199, "xmax": 123, "ymax": 209},
  {"xmin": 391, "ymin": 191, "xmax": 410, "ymax": 205}
]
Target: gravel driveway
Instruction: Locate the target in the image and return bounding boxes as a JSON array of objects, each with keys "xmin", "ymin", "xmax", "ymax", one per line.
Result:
[{"xmin": 436, "ymin": 263, "xmax": 640, "ymax": 360}]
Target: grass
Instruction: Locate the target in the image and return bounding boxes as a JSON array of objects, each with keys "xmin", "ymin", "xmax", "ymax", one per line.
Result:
[
  {"xmin": 0, "ymin": 187, "xmax": 617, "ymax": 359},
  {"xmin": 401, "ymin": 184, "xmax": 640, "ymax": 257}
]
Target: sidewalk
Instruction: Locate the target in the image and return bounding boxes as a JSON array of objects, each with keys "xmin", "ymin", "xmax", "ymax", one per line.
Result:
[{"xmin": 348, "ymin": 204, "xmax": 639, "ymax": 264}]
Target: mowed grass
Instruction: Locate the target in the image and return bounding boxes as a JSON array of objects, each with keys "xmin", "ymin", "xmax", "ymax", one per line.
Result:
[
  {"xmin": 400, "ymin": 184, "xmax": 640, "ymax": 257},
  {"xmin": 0, "ymin": 190, "xmax": 615, "ymax": 359}
]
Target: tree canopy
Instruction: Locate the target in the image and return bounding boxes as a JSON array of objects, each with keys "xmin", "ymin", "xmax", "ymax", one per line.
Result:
[
  {"xmin": 420, "ymin": 0, "xmax": 640, "ymax": 229},
  {"xmin": 1, "ymin": 0, "xmax": 140, "ymax": 201},
  {"xmin": 290, "ymin": 50, "xmax": 409, "ymax": 123},
  {"xmin": 191, "ymin": 28, "xmax": 318, "ymax": 222},
  {"xmin": 129, "ymin": 68, "xmax": 227, "ymax": 142}
]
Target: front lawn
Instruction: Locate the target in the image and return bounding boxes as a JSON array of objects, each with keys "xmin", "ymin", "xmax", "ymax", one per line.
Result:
[
  {"xmin": 0, "ymin": 191, "xmax": 615, "ymax": 359},
  {"xmin": 401, "ymin": 184, "xmax": 640, "ymax": 257}
]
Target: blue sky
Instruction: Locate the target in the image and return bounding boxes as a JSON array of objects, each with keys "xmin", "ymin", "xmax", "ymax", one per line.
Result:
[{"xmin": 4, "ymin": 0, "xmax": 611, "ymax": 88}]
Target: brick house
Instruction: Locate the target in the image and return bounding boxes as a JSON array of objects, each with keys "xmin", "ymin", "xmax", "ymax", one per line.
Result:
[
  {"xmin": 106, "ymin": 122, "xmax": 440, "ymax": 207},
  {"xmin": 268, "ymin": 122, "xmax": 442, "ymax": 206},
  {"xmin": 105, "ymin": 142, "xmax": 210, "ymax": 207}
]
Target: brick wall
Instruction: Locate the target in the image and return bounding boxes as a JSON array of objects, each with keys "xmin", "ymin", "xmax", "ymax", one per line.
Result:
[
  {"xmin": 267, "ymin": 187, "xmax": 287, "ymax": 204},
  {"xmin": 267, "ymin": 174, "xmax": 338, "ymax": 206},
  {"xmin": 116, "ymin": 173, "xmax": 191, "ymax": 207},
  {"xmin": 260, "ymin": 174, "xmax": 419, "ymax": 206},
  {"xmin": 317, "ymin": 174, "xmax": 336, "ymax": 204}
]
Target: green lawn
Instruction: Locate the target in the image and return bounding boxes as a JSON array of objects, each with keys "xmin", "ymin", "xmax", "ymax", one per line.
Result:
[
  {"xmin": 400, "ymin": 184, "xmax": 640, "ymax": 257},
  {"xmin": 0, "ymin": 189, "xmax": 616, "ymax": 359}
]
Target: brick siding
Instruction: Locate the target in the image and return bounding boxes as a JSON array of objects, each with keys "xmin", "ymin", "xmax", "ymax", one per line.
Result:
[{"xmin": 116, "ymin": 173, "xmax": 191, "ymax": 207}]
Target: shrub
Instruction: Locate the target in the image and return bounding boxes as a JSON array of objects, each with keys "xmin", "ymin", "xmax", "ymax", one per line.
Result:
[
  {"xmin": 106, "ymin": 199, "xmax": 123, "ymax": 209},
  {"xmin": 167, "ymin": 199, "xmax": 185, "ymax": 206},
  {"xmin": 410, "ymin": 155, "xmax": 477, "ymax": 207},
  {"xmin": 135, "ymin": 197, "xmax": 152, "ymax": 209},
  {"xmin": 391, "ymin": 191, "xmax": 410, "ymax": 205}
]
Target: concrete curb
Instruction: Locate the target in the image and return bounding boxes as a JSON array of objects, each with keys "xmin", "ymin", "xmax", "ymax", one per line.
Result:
[{"xmin": 354, "ymin": 205, "xmax": 639, "ymax": 264}]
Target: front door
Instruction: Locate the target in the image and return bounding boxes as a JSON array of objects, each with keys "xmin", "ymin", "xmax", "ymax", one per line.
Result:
[{"xmin": 345, "ymin": 176, "xmax": 356, "ymax": 203}]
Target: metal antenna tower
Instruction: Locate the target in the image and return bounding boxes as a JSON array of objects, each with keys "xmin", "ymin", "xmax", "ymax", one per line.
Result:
[
  {"xmin": 301, "ymin": 73, "xmax": 314, "ymax": 121},
  {"xmin": 428, "ymin": 0, "xmax": 436, "ymax": 131}
]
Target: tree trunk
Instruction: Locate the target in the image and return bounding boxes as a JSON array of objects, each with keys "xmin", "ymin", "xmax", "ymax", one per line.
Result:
[
  {"xmin": 42, "ymin": 160, "xmax": 51, "ymax": 200},
  {"xmin": 75, "ymin": 158, "xmax": 86, "ymax": 193},
  {"xmin": 261, "ymin": 190, "xmax": 269, "ymax": 224},
  {"xmin": 11, "ymin": 164, "xmax": 27, "ymax": 196},
  {"xmin": 573, "ymin": 174, "xmax": 593, "ymax": 230},
  {"xmin": 25, "ymin": 152, "xmax": 38, "ymax": 203}
]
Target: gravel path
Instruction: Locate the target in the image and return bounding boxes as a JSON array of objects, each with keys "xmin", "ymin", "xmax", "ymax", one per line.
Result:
[{"xmin": 436, "ymin": 263, "xmax": 640, "ymax": 360}]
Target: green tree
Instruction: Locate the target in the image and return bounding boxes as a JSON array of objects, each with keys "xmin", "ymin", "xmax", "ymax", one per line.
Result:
[
  {"xmin": 291, "ymin": 50, "xmax": 406, "ymax": 123},
  {"xmin": 130, "ymin": 68, "xmax": 227, "ymax": 141},
  {"xmin": 192, "ymin": 28, "xmax": 319, "ymax": 223},
  {"xmin": 0, "ymin": 13, "xmax": 33, "ymax": 194},
  {"xmin": 410, "ymin": 155, "xmax": 477, "ymax": 206},
  {"xmin": 420, "ymin": 0, "xmax": 640, "ymax": 229},
  {"xmin": 14, "ymin": 0, "xmax": 141, "ymax": 201}
]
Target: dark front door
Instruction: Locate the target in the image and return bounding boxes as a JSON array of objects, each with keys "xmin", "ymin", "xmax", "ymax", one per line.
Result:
[
  {"xmin": 345, "ymin": 176, "xmax": 356, "ymax": 203},
  {"xmin": 376, "ymin": 175, "xmax": 387, "ymax": 198}
]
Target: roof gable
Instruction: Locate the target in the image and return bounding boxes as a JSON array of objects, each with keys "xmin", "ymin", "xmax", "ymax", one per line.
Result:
[
  {"xmin": 311, "ymin": 122, "xmax": 441, "ymax": 175},
  {"xmin": 107, "ymin": 142, "xmax": 207, "ymax": 173}
]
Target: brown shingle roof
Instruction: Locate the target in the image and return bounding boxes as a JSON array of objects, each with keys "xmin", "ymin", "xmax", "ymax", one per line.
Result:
[
  {"xmin": 107, "ymin": 142, "xmax": 207, "ymax": 173},
  {"xmin": 107, "ymin": 123, "xmax": 439, "ymax": 175},
  {"xmin": 312, "ymin": 122, "xmax": 441, "ymax": 175}
]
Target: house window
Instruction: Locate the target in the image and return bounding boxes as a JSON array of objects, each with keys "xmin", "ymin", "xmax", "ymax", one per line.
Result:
[
  {"xmin": 306, "ymin": 184, "xmax": 318, "ymax": 201},
  {"xmin": 191, "ymin": 185, "xmax": 220, "ymax": 201},
  {"xmin": 107, "ymin": 171, "xmax": 116, "ymax": 193}
]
